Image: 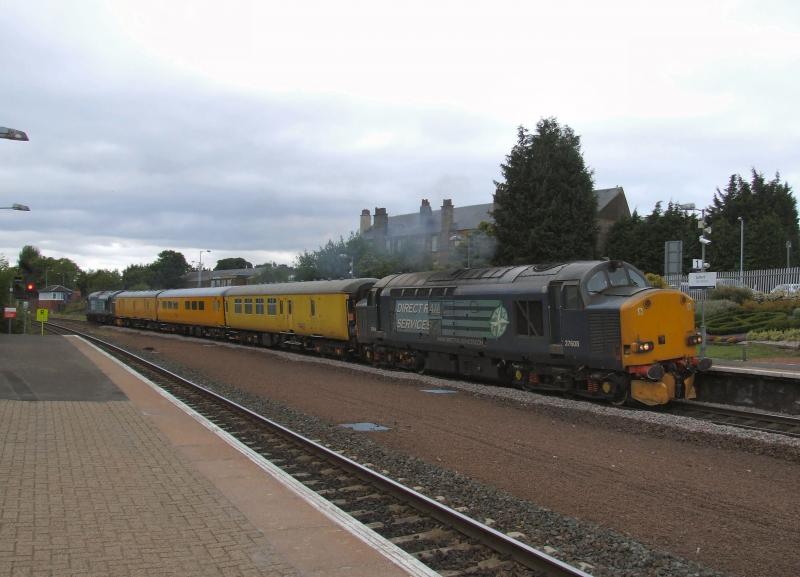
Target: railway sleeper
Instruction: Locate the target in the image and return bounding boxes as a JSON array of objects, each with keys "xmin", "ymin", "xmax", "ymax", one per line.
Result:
[
  {"xmin": 438, "ymin": 558, "xmax": 515, "ymax": 577},
  {"xmin": 413, "ymin": 541, "xmax": 483, "ymax": 561},
  {"xmin": 389, "ymin": 527, "xmax": 452, "ymax": 546}
]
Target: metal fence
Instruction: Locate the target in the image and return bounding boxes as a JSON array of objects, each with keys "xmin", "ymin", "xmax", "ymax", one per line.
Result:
[{"xmin": 664, "ymin": 267, "xmax": 800, "ymax": 301}]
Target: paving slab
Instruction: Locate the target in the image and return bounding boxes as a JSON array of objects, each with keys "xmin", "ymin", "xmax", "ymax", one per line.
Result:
[{"xmin": 0, "ymin": 334, "xmax": 429, "ymax": 577}]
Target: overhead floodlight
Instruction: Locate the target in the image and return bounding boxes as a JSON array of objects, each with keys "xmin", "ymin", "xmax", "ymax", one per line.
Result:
[
  {"xmin": 0, "ymin": 126, "xmax": 29, "ymax": 141},
  {"xmin": 1, "ymin": 203, "xmax": 31, "ymax": 211}
]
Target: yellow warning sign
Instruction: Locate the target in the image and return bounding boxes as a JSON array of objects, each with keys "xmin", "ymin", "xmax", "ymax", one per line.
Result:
[{"xmin": 36, "ymin": 308, "xmax": 49, "ymax": 322}]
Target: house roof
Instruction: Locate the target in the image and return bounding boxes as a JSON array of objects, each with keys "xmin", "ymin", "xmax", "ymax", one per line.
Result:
[
  {"xmin": 184, "ymin": 265, "xmax": 265, "ymax": 283},
  {"xmin": 363, "ymin": 187, "xmax": 627, "ymax": 239},
  {"xmin": 40, "ymin": 285, "xmax": 72, "ymax": 293}
]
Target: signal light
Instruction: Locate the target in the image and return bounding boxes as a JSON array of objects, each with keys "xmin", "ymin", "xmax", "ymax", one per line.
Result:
[
  {"xmin": 12, "ymin": 277, "xmax": 24, "ymax": 299},
  {"xmin": 26, "ymin": 282, "xmax": 36, "ymax": 294}
]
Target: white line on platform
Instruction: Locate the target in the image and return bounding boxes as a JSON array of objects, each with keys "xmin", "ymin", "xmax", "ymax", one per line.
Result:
[{"xmin": 76, "ymin": 335, "xmax": 440, "ymax": 577}]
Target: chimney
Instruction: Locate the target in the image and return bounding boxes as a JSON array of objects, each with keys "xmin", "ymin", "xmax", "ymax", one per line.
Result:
[
  {"xmin": 419, "ymin": 198, "xmax": 433, "ymax": 227},
  {"xmin": 373, "ymin": 207, "xmax": 388, "ymax": 237},
  {"xmin": 360, "ymin": 209, "xmax": 371, "ymax": 234},
  {"xmin": 438, "ymin": 199, "xmax": 454, "ymax": 262}
]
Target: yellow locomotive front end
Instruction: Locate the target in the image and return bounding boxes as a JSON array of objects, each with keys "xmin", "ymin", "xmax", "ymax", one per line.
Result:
[{"xmin": 619, "ymin": 289, "xmax": 709, "ymax": 405}]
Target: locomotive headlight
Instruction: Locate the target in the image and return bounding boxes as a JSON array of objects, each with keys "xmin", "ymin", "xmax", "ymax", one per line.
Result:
[
  {"xmin": 632, "ymin": 340, "xmax": 654, "ymax": 353},
  {"xmin": 686, "ymin": 334, "xmax": 703, "ymax": 346}
]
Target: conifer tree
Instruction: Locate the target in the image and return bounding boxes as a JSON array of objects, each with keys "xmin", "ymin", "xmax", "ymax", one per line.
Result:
[
  {"xmin": 491, "ymin": 119, "xmax": 597, "ymax": 265},
  {"xmin": 707, "ymin": 170, "xmax": 798, "ymax": 270}
]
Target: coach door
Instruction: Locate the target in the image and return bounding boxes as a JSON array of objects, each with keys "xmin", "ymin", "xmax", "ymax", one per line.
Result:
[{"xmin": 548, "ymin": 282, "xmax": 563, "ymax": 356}]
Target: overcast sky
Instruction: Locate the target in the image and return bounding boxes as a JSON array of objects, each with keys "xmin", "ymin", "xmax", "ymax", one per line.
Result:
[{"xmin": 1, "ymin": 0, "xmax": 798, "ymax": 272}]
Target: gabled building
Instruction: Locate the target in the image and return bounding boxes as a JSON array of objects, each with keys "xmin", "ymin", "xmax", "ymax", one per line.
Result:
[
  {"xmin": 37, "ymin": 285, "xmax": 78, "ymax": 311},
  {"xmin": 358, "ymin": 187, "xmax": 630, "ymax": 266},
  {"xmin": 184, "ymin": 267, "xmax": 264, "ymax": 288}
]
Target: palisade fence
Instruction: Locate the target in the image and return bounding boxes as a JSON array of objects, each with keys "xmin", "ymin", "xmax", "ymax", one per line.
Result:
[{"xmin": 664, "ymin": 267, "xmax": 800, "ymax": 301}]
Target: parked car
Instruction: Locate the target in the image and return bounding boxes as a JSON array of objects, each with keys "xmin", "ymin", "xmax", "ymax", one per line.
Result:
[{"xmin": 770, "ymin": 283, "xmax": 800, "ymax": 295}]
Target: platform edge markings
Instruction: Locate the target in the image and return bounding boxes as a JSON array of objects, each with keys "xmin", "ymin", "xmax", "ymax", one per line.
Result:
[
  {"xmin": 712, "ymin": 364, "xmax": 800, "ymax": 380},
  {"xmin": 67, "ymin": 336, "xmax": 440, "ymax": 577}
]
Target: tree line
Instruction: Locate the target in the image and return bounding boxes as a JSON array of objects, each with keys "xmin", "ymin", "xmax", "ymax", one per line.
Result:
[
  {"xmin": 2, "ymin": 117, "xmax": 795, "ymax": 304},
  {"xmin": 0, "ymin": 247, "xmax": 295, "ymax": 307}
]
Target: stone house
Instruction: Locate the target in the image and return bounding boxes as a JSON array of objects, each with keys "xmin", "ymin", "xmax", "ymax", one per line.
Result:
[{"xmin": 358, "ymin": 187, "xmax": 630, "ymax": 266}]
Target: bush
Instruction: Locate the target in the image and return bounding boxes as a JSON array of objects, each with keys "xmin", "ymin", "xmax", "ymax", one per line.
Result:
[
  {"xmin": 742, "ymin": 298, "xmax": 800, "ymax": 312},
  {"xmin": 705, "ymin": 310, "xmax": 800, "ymax": 335},
  {"xmin": 747, "ymin": 328, "xmax": 800, "ymax": 341},
  {"xmin": 708, "ymin": 285, "xmax": 753, "ymax": 304},
  {"xmin": 697, "ymin": 299, "xmax": 739, "ymax": 319},
  {"xmin": 645, "ymin": 273, "xmax": 666, "ymax": 288}
]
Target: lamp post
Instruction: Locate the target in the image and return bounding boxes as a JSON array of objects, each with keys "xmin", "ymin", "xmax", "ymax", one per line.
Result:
[
  {"xmin": 197, "ymin": 250, "xmax": 211, "ymax": 288},
  {"xmin": 738, "ymin": 216, "xmax": 744, "ymax": 286},
  {"xmin": 449, "ymin": 233, "xmax": 471, "ymax": 268},
  {"xmin": 338, "ymin": 254, "xmax": 354, "ymax": 278},
  {"xmin": 787, "ymin": 241, "xmax": 792, "ymax": 268},
  {"xmin": 0, "ymin": 127, "xmax": 29, "ymax": 141},
  {"xmin": 679, "ymin": 203, "xmax": 709, "ymax": 358}
]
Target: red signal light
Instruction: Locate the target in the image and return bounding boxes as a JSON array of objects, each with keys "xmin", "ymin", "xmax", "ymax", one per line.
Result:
[{"xmin": 26, "ymin": 283, "xmax": 35, "ymax": 292}]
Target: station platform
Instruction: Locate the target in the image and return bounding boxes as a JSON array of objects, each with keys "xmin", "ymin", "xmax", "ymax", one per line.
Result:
[{"xmin": 0, "ymin": 335, "xmax": 433, "ymax": 577}]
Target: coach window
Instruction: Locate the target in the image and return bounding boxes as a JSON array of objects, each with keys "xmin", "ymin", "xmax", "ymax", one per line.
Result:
[
  {"xmin": 198, "ymin": 301, "xmax": 205, "ymax": 311},
  {"xmin": 279, "ymin": 300, "xmax": 284, "ymax": 314},
  {"xmin": 244, "ymin": 298, "xmax": 253, "ymax": 314},
  {"xmin": 256, "ymin": 298, "xmax": 264, "ymax": 314},
  {"xmin": 310, "ymin": 299, "xmax": 316, "ymax": 317},
  {"xmin": 191, "ymin": 301, "xmax": 198, "ymax": 310},
  {"xmin": 234, "ymin": 298, "xmax": 242, "ymax": 314},
  {"xmin": 185, "ymin": 301, "xmax": 190, "ymax": 310},
  {"xmin": 267, "ymin": 298, "xmax": 277, "ymax": 315},
  {"xmin": 288, "ymin": 300, "xmax": 293, "ymax": 315}
]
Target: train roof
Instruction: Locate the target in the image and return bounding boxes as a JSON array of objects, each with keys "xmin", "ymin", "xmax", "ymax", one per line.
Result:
[
  {"xmin": 116, "ymin": 290, "xmax": 163, "ymax": 298},
  {"xmin": 375, "ymin": 261, "xmax": 644, "ymax": 292},
  {"xmin": 87, "ymin": 290, "xmax": 124, "ymax": 300},
  {"xmin": 225, "ymin": 278, "xmax": 378, "ymax": 297},
  {"xmin": 158, "ymin": 287, "xmax": 229, "ymax": 298}
]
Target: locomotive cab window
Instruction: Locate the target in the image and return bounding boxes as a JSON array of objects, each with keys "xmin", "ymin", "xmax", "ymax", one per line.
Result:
[
  {"xmin": 608, "ymin": 267, "xmax": 629, "ymax": 287},
  {"xmin": 587, "ymin": 271, "xmax": 609, "ymax": 293}
]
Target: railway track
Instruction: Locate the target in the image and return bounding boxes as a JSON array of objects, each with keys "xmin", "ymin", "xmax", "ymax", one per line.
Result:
[
  {"xmin": 666, "ymin": 400, "xmax": 800, "ymax": 438},
  {"xmin": 52, "ymin": 317, "xmax": 800, "ymax": 440},
  {"xmin": 47, "ymin": 321, "xmax": 593, "ymax": 577}
]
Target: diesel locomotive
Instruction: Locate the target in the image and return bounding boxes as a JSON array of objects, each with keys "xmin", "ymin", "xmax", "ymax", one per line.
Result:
[{"xmin": 87, "ymin": 259, "xmax": 710, "ymax": 406}]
